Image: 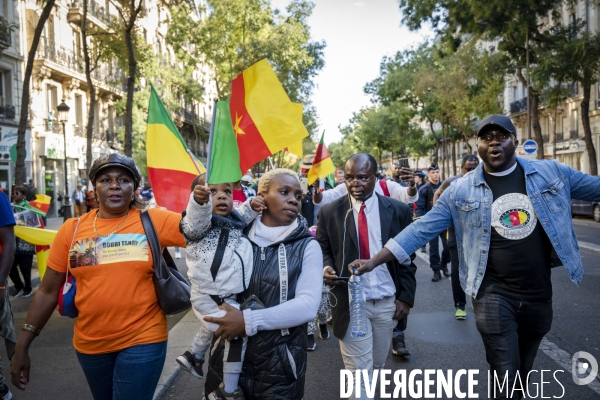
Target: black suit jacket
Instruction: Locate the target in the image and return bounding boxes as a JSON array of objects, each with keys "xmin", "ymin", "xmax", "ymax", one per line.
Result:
[{"xmin": 316, "ymin": 193, "xmax": 417, "ymax": 340}]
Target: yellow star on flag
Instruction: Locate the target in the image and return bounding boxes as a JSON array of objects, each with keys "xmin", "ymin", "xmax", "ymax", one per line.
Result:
[{"xmin": 234, "ymin": 112, "xmax": 246, "ymax": 137}]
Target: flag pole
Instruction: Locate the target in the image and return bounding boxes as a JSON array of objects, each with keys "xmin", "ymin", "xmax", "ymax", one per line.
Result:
[
  {"xmin": 205, "ymin": 100, "xmax": 218, "ymax": 183},
  {"xmin": 268, "ymin": 156, "xmax": 274, "ymax": 169},
  {"xmin": 186, "ymin": 150, "xmax": 202, "ymax": 174}
]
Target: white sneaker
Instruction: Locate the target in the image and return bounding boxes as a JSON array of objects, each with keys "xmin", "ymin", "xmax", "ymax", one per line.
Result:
[{"xmin": 175, "ymin": 250, "xmax": 182, "ymax": 259}]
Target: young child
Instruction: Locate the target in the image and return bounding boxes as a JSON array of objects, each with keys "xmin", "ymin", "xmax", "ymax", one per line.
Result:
[{"xmin": 178, "ymin": 175, "xmax": 265, "ymax": 400}]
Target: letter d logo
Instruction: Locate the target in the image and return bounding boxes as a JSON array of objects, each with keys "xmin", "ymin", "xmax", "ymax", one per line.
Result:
[{"xmin": 572, "ymin": 351, "xmax": 598, "ymax": 386}]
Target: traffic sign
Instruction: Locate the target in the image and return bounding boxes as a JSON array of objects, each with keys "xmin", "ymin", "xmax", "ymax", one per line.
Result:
[{"xmin": 523, "ymin": 140, "xmax": 538, "ymax": 154}]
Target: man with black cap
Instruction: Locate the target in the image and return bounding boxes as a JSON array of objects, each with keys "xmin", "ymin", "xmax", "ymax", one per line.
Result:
[
  {"xmin": 350, "ymin": 114, "xmax": 600, "ymax": 399},
  {"xmin": 416, "ymin": 163, "xmax": 451, "ymax": 282}
]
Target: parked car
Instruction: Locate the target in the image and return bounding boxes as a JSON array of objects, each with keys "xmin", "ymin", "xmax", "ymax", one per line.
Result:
[{"xmin": 571, "ymin": 199, "xmax": 600, "ymax": 222}]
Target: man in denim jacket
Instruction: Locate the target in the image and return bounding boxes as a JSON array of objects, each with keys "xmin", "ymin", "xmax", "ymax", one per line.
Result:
[{"xmin": 351, "ymin": 114, "xmax": 600, "ymax": 399}]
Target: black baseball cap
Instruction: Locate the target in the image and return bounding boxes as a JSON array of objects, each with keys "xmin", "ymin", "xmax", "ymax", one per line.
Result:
[
  {"xmin": 477, "ymin": 114, "xmax": 516, "ymax": 137},
  {"xmin": 89, "ymin": 153, "xmax": 142, "ymax": 188},
  {"xmin": 428, "ymin": 163, "xmax": 439, "ymax": 171}
]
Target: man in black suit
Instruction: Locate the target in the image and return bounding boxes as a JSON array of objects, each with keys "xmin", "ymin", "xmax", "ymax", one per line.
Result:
[{"xmin": 317, "ymin": 153, "xmax": 417, "ymax": 400}]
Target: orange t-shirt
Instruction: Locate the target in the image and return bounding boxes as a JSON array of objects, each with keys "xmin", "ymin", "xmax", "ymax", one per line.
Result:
[{"xmin": 47, "ymin": 207, "xmax": 186, "ymax": 354}]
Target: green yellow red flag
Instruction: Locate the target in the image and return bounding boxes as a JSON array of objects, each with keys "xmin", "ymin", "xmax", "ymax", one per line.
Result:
[
  {"xmin": 230, "ymin": 59, "xmax": 309, "ymax": 172},
  {"xmin": 207, "ymin": 100, "xmax": 242, "ymax": 184},
  {"xmin": 146, "ymin": 84, "xmax": 205, "ymax": 211},
  {"xmin": 14, "ymin": 226, "xmax": 57, "ymax": 280},
  {"xmin": 307, "ymin": 132, "xmax": 335, "ymax": 185},
  {"xmin": 29, "ymin": 194, "xmax": 51, "ymax": 216}
]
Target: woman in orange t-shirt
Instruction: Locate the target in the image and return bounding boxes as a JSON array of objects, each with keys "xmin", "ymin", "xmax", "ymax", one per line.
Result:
[{"xmin": 10, "ymin": 154, "xmax": 187, "ymax": 400}]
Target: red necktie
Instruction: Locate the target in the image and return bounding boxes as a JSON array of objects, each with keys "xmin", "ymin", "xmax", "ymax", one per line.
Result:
[{"xmin": 358, "ymin": 203, "xmax": 370, "ymax": 259}]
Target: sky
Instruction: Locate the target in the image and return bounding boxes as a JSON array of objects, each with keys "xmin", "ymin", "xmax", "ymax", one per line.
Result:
[{"xmin": 271, "ymin": 0, "xmax": 433, "ymax": 145}]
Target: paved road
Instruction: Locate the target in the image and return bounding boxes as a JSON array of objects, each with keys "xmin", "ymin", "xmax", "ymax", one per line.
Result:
[
  {"xmin": 161, "ymin": 245, "xmax": 600, "ymax": 399},
  {"xmin": 4, "ymin": 217, "xmax": 599, "ymax": 399},
  {"xmin": 573, "ymin": 217, "xmax": 600, "ymax": 246},
  {"xmin": 0, "ymin": 246, "xmax": 189, "ymax": 400}
]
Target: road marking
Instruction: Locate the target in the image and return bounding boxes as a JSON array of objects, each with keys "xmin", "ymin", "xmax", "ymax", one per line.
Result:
[
  {"xmin": 539, "ymin": 338, "xmax": 600, "ymax": 395},
  {"xmin": 416, "ymin": 245, "xmax": 600, "ymax": 395}
]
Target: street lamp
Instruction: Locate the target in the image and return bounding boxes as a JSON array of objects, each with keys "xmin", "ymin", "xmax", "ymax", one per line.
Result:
[{"xmin": 57, "ymin": 100, "xmax": 72, "ymax": 221}]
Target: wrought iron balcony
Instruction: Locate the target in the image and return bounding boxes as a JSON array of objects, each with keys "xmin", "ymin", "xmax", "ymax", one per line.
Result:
[
  {"xmin": 35, "ymin": 42, "xmax": 84, "ymax": 74},
  {"xmin": 555, "ymin": 131, "xmax": 564, "ymax": 141},
  {"xmin": 44, "ymin": 119, "xmax": 62, "ymax": 134},
  {"xmin": 0, "ymin": 105, "xmax": 16, "ymax": 119},
  {"xmin": 68, "ymin": 1, "xmax": 114, "ymax": 26},
  {"xmin": 570, "ymin": 130, "xmax": 579, "ymax": 139},
  {"xmin": 509, "ymin": 98, "xmax": 527, "ymax": 114}
]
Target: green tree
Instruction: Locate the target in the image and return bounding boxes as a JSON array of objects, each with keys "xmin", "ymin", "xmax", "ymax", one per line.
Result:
[
  {"xmin": 15, "ymin": 0, "xmax": 57, "ymax": 184},
  {"xmin": 166, "ymin": 0, "xmax": 325, "ymax": 138},
  {"xmin": 395, "ymin": 0, "xmax": 579, "ymax": 160}
]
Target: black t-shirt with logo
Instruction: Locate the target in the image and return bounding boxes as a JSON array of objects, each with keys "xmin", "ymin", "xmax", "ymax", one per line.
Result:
[{"xmin": 479, "ymin": 164, "xmax": 553, "ymax": 301}]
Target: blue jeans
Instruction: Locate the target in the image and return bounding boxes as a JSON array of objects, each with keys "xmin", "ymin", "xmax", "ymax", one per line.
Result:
[
  {"xmin": 472, "ymin": 294, "xmax": 552, "ymax": 399},
  {"xmin": 76, "ymin": 341, "xmax": 167, "ymax": 400}
]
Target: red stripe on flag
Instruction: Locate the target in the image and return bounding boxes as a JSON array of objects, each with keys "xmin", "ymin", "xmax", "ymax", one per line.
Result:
[
  {"xmin": 148, "ymin": 167, "xmax": 199, "ymax": 212},
  {"xmin": 509, "ymin": 211, "xmax": 520, "ymax": 226},
  {"xmin": 230, "ymin": 74, "xmax": 271, "ymax": 172},
  {"xmin": 312, "ymin": 142, "xmax": 331, "ymax": 165}
]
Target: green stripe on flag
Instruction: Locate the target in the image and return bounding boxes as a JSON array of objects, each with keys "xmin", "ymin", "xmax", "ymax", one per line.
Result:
[
  {"xmin": 207, "ymin": 100, "xmax": 242, "ymax": 184},
  {"xmin": 147, "ymin": 84, "xmax": 189, "ymax": 150}
]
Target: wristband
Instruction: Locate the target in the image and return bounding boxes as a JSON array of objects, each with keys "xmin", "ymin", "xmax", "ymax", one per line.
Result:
[
  {"xmin": 22, "ymin": 324, "xmax": 41, "ymax": 336},
  {"xmin": 0, "ymin": 286, "xmax": 5, "ymax": 290}
]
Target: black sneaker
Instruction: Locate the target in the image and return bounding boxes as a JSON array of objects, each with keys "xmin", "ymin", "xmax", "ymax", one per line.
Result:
[
  {"xmin": 11, "ymin": 288, "xmax": 23, "ymax": 298},
  {"xmin": 392, "ymin": 332, "xmax": 410, "ymax": 357},
  {"xmin": 307, "ymin": 334, "xmax": 316, "ymax": 351},
  {"xmin": 432, "ymin": 270, "xmax": 442, "ymax": 282},
  {"xmin": 176, "ymin": 351, "xmax": 204, "ymax": 379},
  {"xmin": 441, "ymin": 265, "xmax": 450, "ymax": 277},
  {"xmin": 22, "ymin": 290, "xmax": 33, "ymax": 298},
  {"xmin": 319, "ymin": 324, "xmax": 330, "ymax": 340}
]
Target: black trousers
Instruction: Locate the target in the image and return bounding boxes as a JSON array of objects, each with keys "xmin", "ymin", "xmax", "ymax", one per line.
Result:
[
  {"xmin": 447, "ymin": 229, "xmax": 466, "ymax": 309},
  {"xmin": 10, "ymin": 254, "xmax": 33, "ymax": 292},
  {"xmin": 429, "ymin": 230, "xmax": 450, "ymax": 271}
]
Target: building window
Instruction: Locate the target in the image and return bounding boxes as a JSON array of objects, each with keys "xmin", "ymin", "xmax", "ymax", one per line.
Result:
[
  {"xmin": 75, "ymin": 94, "xmax": 83, "ymax": 126},
  {"xmin": 46, "ymin": 85, "xmax": 58, "ymax": 119}
]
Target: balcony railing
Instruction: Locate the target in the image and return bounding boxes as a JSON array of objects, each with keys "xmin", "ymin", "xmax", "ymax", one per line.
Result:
[
  {"xmin": 0, "ymin": 105, "xmax": 16, "ymax": 119},
  {"xmin": 542, "ymin": 134, "xmax": 549, "ymax": 143},
  {"xmin": 556, "ymin": 131, "xmax": 564, "ymax": 141},
  {"xmin": 509, "ymin": 98, "xmax": 527, "ymax": 114},
  {"xmin": 570, "ymin": 130, "xmax": 579, "ymax": 139},
  {"xmin": 35, "ymin": 42, "xmax": 84, "ymax": 74},
  {"xmin": 44, "ymin": 119, "xmax": 62, "ymax": 134},
  {"xmin": 35, "ymin": 42, "xmax": 126, "ymax": 92}
]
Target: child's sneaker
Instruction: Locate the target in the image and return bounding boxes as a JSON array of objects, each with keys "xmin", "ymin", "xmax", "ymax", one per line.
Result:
[
  {"xmin": 0, "ymin": 384, "xmax": 12, "ymax": 399},
  {"xmin": 208, "ymin": 383, "xmax": 245, "ymax": 400},
  {"xmin": 176, "ymin": 351, "xmax": 204, "ymax": 379}
]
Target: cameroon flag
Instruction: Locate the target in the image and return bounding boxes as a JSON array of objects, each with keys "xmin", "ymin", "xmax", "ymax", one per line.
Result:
[
  {"xmin": 146, "ymin": 85, "xmax": 205, "ymax": 211},
  {"xmin": 307, "ymin": 132, "xmax": 335, "ymax": 185},
  {"xmin": 29, "ymin": 194, "xmax": 51, "ymax": 216},
  {"xmin": 230, "ymin": 59, "xmax": 309, "ymax": 172}
]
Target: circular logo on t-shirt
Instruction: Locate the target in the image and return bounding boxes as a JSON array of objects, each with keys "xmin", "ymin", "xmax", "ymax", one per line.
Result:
[{"xmin": 491, "ymin": 193, "xmax": 537, "ymax": 240}]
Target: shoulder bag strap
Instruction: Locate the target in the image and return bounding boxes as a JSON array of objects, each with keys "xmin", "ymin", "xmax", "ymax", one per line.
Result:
[
  {"xmin": 141, "ymin": 210, "xmax": 162, "ymax": 271},
  {"xmin": 278, "ymin": 243, "xmax": 289, "ymax": 337},
  {"xmin": 141, "ymin": 210, "xmax": 179, "ymax": 275},
  {"xmin": 63, "ymin": 217, "xmax": 81, "ymax": 292}
]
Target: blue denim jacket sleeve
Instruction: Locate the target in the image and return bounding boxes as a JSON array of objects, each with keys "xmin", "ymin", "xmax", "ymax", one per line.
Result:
[
  {"xmin": 560, "ymin": 163, "xmax": 600, "ymax": 200},
  {"xmin": 385, "ymin": 189, "xmax": 454, "ymax": 265}
]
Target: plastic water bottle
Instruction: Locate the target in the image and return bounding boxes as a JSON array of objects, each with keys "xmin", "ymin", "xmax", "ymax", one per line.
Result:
[{"xmin": 348, "ymin": 274, "xmax": 367, "ymax": 338}]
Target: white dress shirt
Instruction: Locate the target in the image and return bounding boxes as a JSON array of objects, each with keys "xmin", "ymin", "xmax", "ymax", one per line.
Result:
[
  {"xmin": 350, "ymin": 194, "xmax": 396, "ymax": 300},
  {"xmin": 315, "ymin": 180, "xmax": 418, "ymax": 206}
]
